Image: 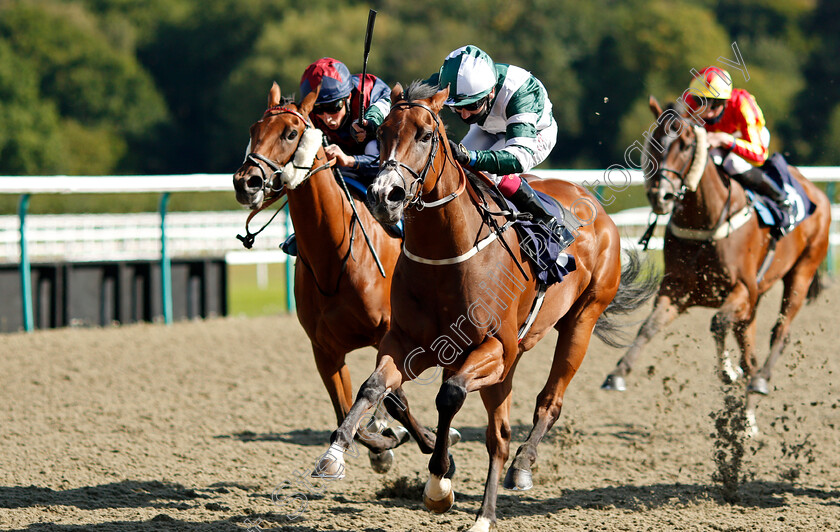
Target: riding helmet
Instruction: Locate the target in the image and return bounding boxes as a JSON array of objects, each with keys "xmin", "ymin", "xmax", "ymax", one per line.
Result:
[
  {"xmin": 300, "ymin": 58, "xmax": 352, "ymax": 104},
  {"xmin": 438, "ymin": 45, "xmax": 497, "ymax": 107}
]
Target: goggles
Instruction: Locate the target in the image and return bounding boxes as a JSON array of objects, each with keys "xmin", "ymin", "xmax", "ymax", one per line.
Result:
[{"xmin": 312, "ymin": 99, "xmax": 345, "ymax": 115}]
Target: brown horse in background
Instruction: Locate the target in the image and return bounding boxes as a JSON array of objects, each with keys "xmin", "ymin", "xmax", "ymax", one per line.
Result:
[
  {"xmin": 232, "ymin": 83, "xmax": 444, "ymax": 470},
  {"xmin": 314, "ymin": 81, "xmax": 655, "ymax": 531},
  {"xmin": 602, "ymin": 96, "xmax": 831, "ymax": 434}
]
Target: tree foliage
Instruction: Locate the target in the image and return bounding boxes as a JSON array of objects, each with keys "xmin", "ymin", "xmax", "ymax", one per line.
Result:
[{"xmin": 0, "ymin": 0, "xmax": 836, "ymax": 180}]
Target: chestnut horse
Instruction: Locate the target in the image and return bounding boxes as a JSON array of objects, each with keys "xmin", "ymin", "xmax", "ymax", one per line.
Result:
[
  {"xmin": 233, "ymin": 83, "xmax": 446, "ymax": 470},
  {"xmin": 314, "ymin": 81, "xmax": 656, "ymax": 531},
  {"xmin": 602, "ymin": 97, "xmax": 831, "ymax": 434}
]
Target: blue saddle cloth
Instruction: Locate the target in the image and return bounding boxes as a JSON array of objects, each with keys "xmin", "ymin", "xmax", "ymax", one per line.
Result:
[
  {"xmin": 503, "ymin": 190, "xmax": 578, "ymax": 286},
  {"xmin": 747, "ymin": 154, "xmax": 816, "ymax": 234}
]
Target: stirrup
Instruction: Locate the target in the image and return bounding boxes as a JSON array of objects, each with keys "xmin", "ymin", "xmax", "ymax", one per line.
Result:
[{"xmin": 281, "ymin": 233, "xmax": 298, "ymax": 256}]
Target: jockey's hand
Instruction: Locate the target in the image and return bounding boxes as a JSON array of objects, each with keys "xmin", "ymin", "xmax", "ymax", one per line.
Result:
[
  {"xmin": 324, "ymin": 144, "xmax": 355, "ymax": 168},
  {"xmin": 448, "ymin": 139, "xmax": 471, "ymax": 166},
  {"xmin": 707, "ymin": 132, "xmax": 735, "ymax": 150},
  {"xmin": 351, "ymin": 119, "xmax": 373, "ymax": 143}
]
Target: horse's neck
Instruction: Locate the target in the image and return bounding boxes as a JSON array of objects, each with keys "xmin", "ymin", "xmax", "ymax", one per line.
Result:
[
  {"xmin": 286, "ymin": 160, "xmax": 352, "ymax": 256},
  {"xmin": 404, "ymin": 166, "xmax": 483, "ymax": 260},
  {"xmin": 675, "ymin": 158, "xmax": 731, "ymax": 228}
]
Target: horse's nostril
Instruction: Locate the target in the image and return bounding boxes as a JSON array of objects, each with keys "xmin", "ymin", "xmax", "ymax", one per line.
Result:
[
  {"xmin": 663, "ymin": 193, "xmax": 675, "ymax": 201},
  {"xmin": 246, "ymin": 175, "xmax": 264, "ymax": 190},
  {"xmin": 387, "ymin": 187, "xmax": 406, "ymax": 203}
]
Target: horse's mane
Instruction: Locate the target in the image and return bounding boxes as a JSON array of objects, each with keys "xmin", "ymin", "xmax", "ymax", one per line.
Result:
[{"xmin": 403, "ymin": 80, "xmax": 439, "ymax": 102}]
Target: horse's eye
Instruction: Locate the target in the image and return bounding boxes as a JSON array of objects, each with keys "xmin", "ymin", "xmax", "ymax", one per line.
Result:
[
  {"xmin": 420, "ymin": 131, "xmax": 432, "ymax": 143},
  {"xmin": 287, "ymin": 129, "xmax": 298, "ymax": 141}
]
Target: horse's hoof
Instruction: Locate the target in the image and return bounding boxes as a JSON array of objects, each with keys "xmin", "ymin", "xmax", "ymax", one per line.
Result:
[
  {"xmin": 719, "ymin": 354, "xmax": 744, "ymax": 384},
  {"xmin": 467, "ymin": 516, "xmax": 496, "ymax": 532},
  {"xmin": 601, "ymin": 374, "xmax": 626, "ymax": 391},
  {"xmin": 444, "ymin": 452, "xmax": 456, "ymax": 479},
  {"xmin": 448, "ymin": 428, "xmax": 462, "ymax": 446},
  {"xmin": 312, "ymin": 445, "xmax": 345, "ymax": 479},
  {"xmin": 423, "ymin": 488, "xmax": 454, "ymax": 514},
  {"xmin": 747, "ymin": 376, "xmax": 769, "ymax": 395},
  {"xmin": 382, "ymin": 425, "xmax": 411, "ymax": 446},
  {"xmin": 368, "ymin": 449, "xmax": 394, "ymax": 474},
  {"xmin": 745, "ymin": 409, "xmax": 760, "ymax": 437},
  {"xmin": 502, "ymin": 466, "xmax": 533, "ymax": 491}
]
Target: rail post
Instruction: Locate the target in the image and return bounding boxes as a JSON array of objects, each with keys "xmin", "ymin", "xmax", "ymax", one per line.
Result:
[
  {"xmin": 159, "ymin": 192, "xmax": 173, "ymax": 324},
  {"xmin": 18, "ymin": 194, "xmax": 33, "ymax": 332}
]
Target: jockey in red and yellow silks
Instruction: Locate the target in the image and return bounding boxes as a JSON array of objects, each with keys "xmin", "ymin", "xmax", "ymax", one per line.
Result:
[{"xmin": 686, "ymin": 66, "xmax": 792, "ymax": 223}]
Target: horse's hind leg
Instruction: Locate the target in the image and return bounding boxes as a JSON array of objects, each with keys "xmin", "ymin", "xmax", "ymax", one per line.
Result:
[
  {"xmin": 752, "ymin": 263, "xmax": 820, "ymax": 394},
  {"xmin": 468, "ymin": 378, "xmax": 513, "ymax": 532},
  {"xmin": 382, "ymin": 387, "xmax": 454, "ymax": 455},
  {"xmin": 506, "ymin": 308, "xmax": 597, "ymax": 491},
  {"xmin": 602, "ymin": 294, "xmax": 680, "ymax": 391}
]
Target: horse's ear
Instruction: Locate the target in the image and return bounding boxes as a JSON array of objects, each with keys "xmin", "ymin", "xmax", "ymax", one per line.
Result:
[
  {"xmin": 429, "ymin": 85, "xmax": 449, "ymax": 113},
  {"xmin": 391, "ymin": 83, "xmax": 404, "ymax": 103},
  {"xmin": 300, "ymin": 83, "xmax": 321, "ymax": 116},
  {"xmin": 649, "ymin": 95, "xmax": 663, "ymax": 118},
  {"xmin": 268, "ymin": 82, "xmax": 282, "ymax": 108}
]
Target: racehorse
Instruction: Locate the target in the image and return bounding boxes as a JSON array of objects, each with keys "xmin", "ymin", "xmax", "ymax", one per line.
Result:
[
  {"xmin": 232, "ymin": 82, "xmax": 446, "ymax": 470},
  {"xmin": 314, "ymin": 81, "xmax": 656, "ymax": 531},
  {"xmin": 602, "ymin": 96, "xmax": 831, "ymax": 434}
]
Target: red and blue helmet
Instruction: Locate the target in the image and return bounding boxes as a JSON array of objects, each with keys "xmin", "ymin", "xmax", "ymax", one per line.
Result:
[{"xmin": 300, "ymin": 58, "xmax": 352, "ymax": 104}]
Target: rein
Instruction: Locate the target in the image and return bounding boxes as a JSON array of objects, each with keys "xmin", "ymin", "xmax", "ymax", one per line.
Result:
[{"xmin": 383, "ymin": 101, "xmax": 525, "ymax": 275}]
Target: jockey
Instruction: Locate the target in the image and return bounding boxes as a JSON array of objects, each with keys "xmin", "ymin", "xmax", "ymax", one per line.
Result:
[
  {"xmin": 299, "ymin": 57, "xmax": 391, "ymax": 186},
  {"xmin": 686, "ymin": 66, "xmax": 793, "ymax": 224},
  {"xmin": 430, "ymin": 45, "xmax": 566, "ymax": 239}
]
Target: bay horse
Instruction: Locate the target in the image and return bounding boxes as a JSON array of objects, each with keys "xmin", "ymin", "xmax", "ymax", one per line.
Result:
[
  {"xmin": 232, "ymin": 82, "xmax": 448, "ymax": 471},
  {"xmin": 602, "ymin": 96, "xmax": 831, "ymax": 434},
  {"xmin": 314, "ymin": 81, "xmax": 655, "ymax": 531}
]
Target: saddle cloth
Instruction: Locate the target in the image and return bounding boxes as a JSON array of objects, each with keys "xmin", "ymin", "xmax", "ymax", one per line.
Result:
[
  {"xmin": 503, "ymin": 189, "xmax": 578, "ymax": 286},
  {"xmin": 747, "ymin": 153, "xmax": 816, "ymax": 236}
]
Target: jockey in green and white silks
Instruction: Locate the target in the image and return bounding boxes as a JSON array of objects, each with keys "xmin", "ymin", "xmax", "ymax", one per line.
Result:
[{"xmin": 431, "ymin": 45, "xmax": 567, "ymax": 241}]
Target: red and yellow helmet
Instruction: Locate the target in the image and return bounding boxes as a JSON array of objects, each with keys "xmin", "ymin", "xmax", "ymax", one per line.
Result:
[{"xmin": 689, "ymin": 66, "xmax": 733, "ymax": 100}]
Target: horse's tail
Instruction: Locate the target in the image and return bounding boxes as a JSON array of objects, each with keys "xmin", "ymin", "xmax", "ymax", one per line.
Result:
[
  {"xmin": 806, "ymin": 270, "xmax": 824, "ymax": 304},
  {"xmin": 593, "ymin": 249, "xmax": 661, "ymax": 348}
]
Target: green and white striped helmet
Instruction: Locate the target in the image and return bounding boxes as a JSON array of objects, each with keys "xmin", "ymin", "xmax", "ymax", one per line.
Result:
[{"xmin": 438, "ymin": 45, "xmax": 497, "ymax": 106}]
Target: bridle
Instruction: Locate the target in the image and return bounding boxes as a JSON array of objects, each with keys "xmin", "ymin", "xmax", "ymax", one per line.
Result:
[
  {"xmin": 651, "ymin": 133, "xmax": 698, "ymax": 202},
  {"xmin": 379, "ymin": 101, "xmax": 464, "ymax": 210},
  {"xmin": 244, "ymin": 105, "xmax": 332, "ymax": 198},
  {"xmin": 236, "ymin": 105, "xmax": 334, "ymax": 249}
]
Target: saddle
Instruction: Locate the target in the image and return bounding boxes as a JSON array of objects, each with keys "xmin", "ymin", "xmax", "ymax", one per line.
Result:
[{"xmin": 469, "ymin": 172, "xmax": 578, "ymax": 286}]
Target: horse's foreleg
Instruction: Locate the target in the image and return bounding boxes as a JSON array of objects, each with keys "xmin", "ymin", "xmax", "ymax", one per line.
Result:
[
  {"xmin": 468, "ymin": 378, "xmax": 514, "ymax": 532},
  {"xmin": 313, "ymin": 343, "xmax": 416, "ymax": 480},
  {"xmin": 752, "ymin": 266, "xmax": 816, "ymax": 395},
  {"xmin": 312, "ymin": 346, "xmax": 353, "ymax": 425},
  {"xmin": 507, "ymin": 308, "xmax": 597, "ymax": 491},
  {"xmin": 425, "ymin": 337, "xmax": 506, "ymax": 515},
  {"xmin": 711, "ymin": 283, "xmax": 754, "ymax": 384},
  {"xmin": 602, "ymin": 294, "xmax": 679, "ymax": 390}
]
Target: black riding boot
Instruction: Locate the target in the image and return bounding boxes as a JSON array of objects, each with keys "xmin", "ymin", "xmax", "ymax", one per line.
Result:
[
  {"xmin": 508, "ymin": 179, "xmax": 572, "ymax": 245},
  {"xmin": 734, "ymin": 167, "xmax": 793, "ymax": 229}
]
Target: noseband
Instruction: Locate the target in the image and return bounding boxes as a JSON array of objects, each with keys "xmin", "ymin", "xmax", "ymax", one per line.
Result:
[{"xmin": 379, "ymin": 101, "xmax": 462, "ymax": 210}]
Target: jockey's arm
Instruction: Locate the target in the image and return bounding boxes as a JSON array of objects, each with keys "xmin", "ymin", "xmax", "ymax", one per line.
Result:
[{"xmin": 729, "ymin": 94, "xmax": 769, "ymax": 165}]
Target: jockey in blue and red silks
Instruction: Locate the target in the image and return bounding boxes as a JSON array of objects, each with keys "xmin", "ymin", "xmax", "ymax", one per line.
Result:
[
  {"xmin": 300, "ymin": 57, "xmax": 391, "ymax": 186},
  {"xmin": 686, "ymin": 66, "xmax": 793, "ymax": 223}
]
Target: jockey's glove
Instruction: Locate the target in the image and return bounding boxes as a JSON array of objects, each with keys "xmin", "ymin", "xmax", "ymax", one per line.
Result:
[{"xmin": 448, "ymin": 139, "xmax": 472, "ymax": 166}]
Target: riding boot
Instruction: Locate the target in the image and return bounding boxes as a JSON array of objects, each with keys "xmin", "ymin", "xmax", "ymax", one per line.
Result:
[
  {"xmin": 507, "ymin": 179, "xmax": 573, "ymax": 246},
  {"xmin": 735, "ymin": 167, "xmax": 793, "ymax": 229}
]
